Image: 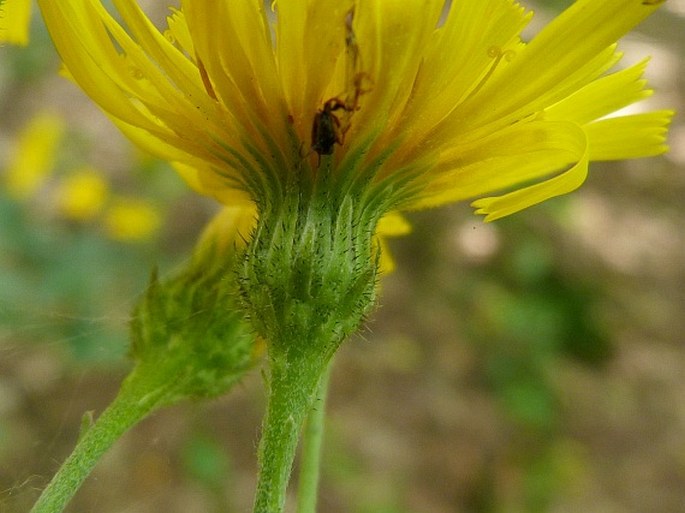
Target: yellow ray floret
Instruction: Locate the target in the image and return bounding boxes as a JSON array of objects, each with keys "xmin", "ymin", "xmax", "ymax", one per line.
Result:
[{"xmin": 0, "ymin": 0, "xmax": 32, "ymax": 46}]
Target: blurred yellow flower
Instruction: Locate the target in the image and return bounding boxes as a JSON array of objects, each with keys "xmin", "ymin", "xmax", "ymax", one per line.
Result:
[
  {"xmin": 38, "ymin": 0, "xmax": 672, "ymax": 221},
  {"xmin": 4, "ymin": 112, "xmax": 64, "ymax": 199},
  {"xmin": 55, "ymin": 166, "xmax": 109, "ymax": 221},
  {"xmin": 0, "ymin": 0, "xmax": 32, "ymax": 46},
  {"xmin": 104, "ymin": 197, "xmax": 161, "ymax": 241}
]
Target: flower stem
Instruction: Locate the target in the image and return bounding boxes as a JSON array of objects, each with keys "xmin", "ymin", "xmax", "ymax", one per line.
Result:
[
  {"xmin": 296, "ymin": 364, "xmax": 331, "ymax": 513},
  {"xmin": 253, "ymin": 356, "xmax": 327, "ymax": 513},
  {"xmin": 30, "ymin": 388, "xmax": 153, "ymax": 513}
]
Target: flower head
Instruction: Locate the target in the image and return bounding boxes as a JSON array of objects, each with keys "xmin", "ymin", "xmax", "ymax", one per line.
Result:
[{"xmin": 38, "ymin": 0, "xmax": 672, "ymax": 221}]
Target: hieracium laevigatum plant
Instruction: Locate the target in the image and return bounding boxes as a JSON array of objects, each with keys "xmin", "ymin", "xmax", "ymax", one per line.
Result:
[{"xmin": 11, "ymin": 0, "xmax": 673, "ymax": 512}]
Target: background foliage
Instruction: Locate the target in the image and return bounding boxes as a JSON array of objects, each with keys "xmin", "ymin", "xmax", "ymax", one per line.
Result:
[{"xmin": 1, "ymin": 1, "xmax": 684, "ymax": 512}]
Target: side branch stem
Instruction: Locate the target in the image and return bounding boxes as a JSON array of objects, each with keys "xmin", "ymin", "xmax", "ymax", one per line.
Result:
[{"xmin": 30, "ymin": 387, "xmax": 153, "ymax": 513}]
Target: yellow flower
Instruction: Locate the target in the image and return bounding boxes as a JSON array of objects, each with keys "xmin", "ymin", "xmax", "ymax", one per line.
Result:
[
  {"xmin": 0, "ymin": 0, "xmax": 32, "ymax": 46},
  {"xmin": 4, "ymin": 112, "xmax": 64, "ymax": 199},
  {"xmin": 38, "ymin": 0, "xmax": 672, "ymax": 221},
  {"xmin": 104, "ymin": 197, "xmax": 161, "ymax": 241},
  {"xmin": 56, "ymin": 166, "xmax": 109, "ymax": 221}
]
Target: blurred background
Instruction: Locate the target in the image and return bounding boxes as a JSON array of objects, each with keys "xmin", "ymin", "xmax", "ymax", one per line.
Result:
[{"xmin": 1, "ymin": 1, "xmax": 683, "ymax": 512}]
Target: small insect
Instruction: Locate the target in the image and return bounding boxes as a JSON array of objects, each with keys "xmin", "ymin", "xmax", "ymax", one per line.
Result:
[{"xmin": 311, "ymin": 98, "xmax": 350, "ymax": 158}]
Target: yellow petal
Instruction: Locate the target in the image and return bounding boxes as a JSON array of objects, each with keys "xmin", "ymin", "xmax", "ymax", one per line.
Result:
[
  {"xmin": 38, "ymin": 0, "xmax": 162, "ymax": 131},
  {"xmin": 471, "ymin": 124, "xmax": 589, "ymax": 222},
  {"xmin": 172, "ymin": 162, "xmax": 254, "ymax": 207},
  {"xmin": 39, "ymin": 0, "xmax": 261, "ymax": 195},
  {"xmin": 164, "ymin": 8, "xmax": 194, "ymax": 57},
  {"xmin": 98, "ymin": 2, "xmax": 239, "ymax": 152},
  {"xmin": 413, "ymin": 120, "xmax": 584, "ymax": 210},
  {"xmin": 376, "ymin": 237, "xmax": 397, "ymax": 275},
  {"xmin": 353, "ymin": 0, "xmax": 444, "ymax": 144},
  {"xmin": 376, "ymin": 211, "xmax": 411, "ymax": 274},
  {"xmin": 586, "ymin": 111, "xmax": 673, "ymax": 160},
  {"xmin": 453, "ymin": 45, "xmax": 621, "ymax": 141},
  {"xmin": 545, "ymin": 59, "xmax": 653, "ymax": 124},
  {"xmin": 194, "ymin": 205, "xmax": 258, "ymax": 261},
  {"xmin": 111, "ymin": 0, "xmax": 215, "ymax": 113},
  {"xmin": 396, "ymin": 0, "xmax": 532, "ymax": 149},
  {"xmin": 455, "ymin": 0, "xmax": 662, "ymax": 133},
  {"xmin": 0, "ymin": 0, "xmax": 32, "ymax": 46},
  {"xmin": 376, "ymin": 211, "xmax": 411, "ymax": 237},
  {"xmin": 183, "ymin": 0, "xmax": 283, "ymax": 125},
  {"xmin": 275, "ymin": 0, "xmax": 353, "ymax": 133},
  {"xmin": 273, "ymin": 0, "xmax": 306, "ymax": 120}
]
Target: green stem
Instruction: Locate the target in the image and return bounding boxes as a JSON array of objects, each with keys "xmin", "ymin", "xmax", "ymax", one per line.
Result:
[
  {"xmin": 296, "ymin": 364, "xmax": 331, "ymax": 513},
  {"xmin": 30, "ymin": 387, "xmax": 153, "ymax": 513},
  {"xmin": 252, "ymin": 357, "xmax": 326, "ymax": 513}
]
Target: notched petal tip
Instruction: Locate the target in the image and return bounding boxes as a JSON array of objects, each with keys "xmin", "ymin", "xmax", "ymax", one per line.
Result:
[
  {"xmin": 471, "ymin": 154, "xmax": 590, "ymax": 222},
  {"xmin": 586, "ymin": 109, "xmax": 675, "ymax": 160}
]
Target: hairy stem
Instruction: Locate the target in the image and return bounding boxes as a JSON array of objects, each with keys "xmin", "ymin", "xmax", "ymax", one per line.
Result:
[
  {"xmin": 30, "ymin": 388, "xmax": 153, "ymax": 513},
  {"xmin": 252, "ymin": 357, "xmax": 326, "ymax": 513}
]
